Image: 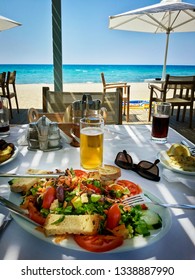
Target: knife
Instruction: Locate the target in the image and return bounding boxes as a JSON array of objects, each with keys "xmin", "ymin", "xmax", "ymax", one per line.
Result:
[
  {"xmin": 0, "ymin": 196, "xmax": 39, "ymax": 226},
  {"xmin": 0, "ymin": 213, "xmax": 12, "ymax": 234},
  {"xmin": 0, "ymin": 173, "xmax": 65, "ymax": 178}
]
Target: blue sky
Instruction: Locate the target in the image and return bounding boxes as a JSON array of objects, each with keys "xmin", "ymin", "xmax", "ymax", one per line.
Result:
[{"xmin": 1, "ymin": 0, "xmax": 195, "ymax": 65}]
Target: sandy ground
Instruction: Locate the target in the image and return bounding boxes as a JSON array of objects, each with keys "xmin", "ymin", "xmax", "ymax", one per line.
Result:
[{"xmin": 13, "ymin": 82, "xmax": 151, "ymax": 109}]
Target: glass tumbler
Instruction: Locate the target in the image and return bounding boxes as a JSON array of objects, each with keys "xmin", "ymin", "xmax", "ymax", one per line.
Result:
[
  {"xmin": 151, "ymin": 102, "xmax": 171, "ymax": 144},
  {"xmin": 80, "ymin": 116, "xmax": 104, "ymax": 170}
]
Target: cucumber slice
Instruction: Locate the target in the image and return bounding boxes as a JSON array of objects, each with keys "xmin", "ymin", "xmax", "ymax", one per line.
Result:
[{"xmin": 141, "ymin": 210, "xmax": 162, "ymax": 229}]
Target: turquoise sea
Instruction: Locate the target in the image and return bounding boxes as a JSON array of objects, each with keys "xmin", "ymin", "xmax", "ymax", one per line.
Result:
[{"xmin": 0, "ymin": 64, "xmax": 195, "ymax": 84}]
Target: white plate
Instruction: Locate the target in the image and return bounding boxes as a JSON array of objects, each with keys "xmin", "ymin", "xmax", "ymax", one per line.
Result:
[
  {"xmin": 8, "ymin": 189, "xmax": 172, "ymax": 253},
  {"xmin": 0, "ymin": 146, "xmax": 19, "ymax": 166},
  {"xmin": 158, "ymin": 151, "xmax": 195, "ymax": 176}
]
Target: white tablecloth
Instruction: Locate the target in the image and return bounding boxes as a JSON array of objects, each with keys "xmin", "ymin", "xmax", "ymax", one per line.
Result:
[{"xmin": 0, "ymin": 124, "xmax": 195, "ymax": 260}]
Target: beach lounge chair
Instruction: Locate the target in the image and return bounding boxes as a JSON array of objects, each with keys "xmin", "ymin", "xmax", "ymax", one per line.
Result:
[
  {"xmin": 100, "ymin": 72, "xmax": 130, "ymax": 121},
  {"xmin": 148, "ymin": 74, "xmax": 195, "ymax": 128},
  {"xmin": 42, "ymin": 87, "xmax": 123, "ymax": 124}
]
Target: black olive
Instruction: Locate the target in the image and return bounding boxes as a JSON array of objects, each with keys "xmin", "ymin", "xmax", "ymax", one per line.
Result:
[{"xmin": 56, "ymin": 186, "xmax": 65, "ymax": 202}]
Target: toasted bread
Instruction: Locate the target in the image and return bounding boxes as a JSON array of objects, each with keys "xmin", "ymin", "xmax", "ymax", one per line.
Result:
[
  {"xmin": 8, "ymin": 178, "xmax": 40, "ymax": 193},
  {"xmin": 44, "ymin": 214, "xmax": 101, "ymax": 236}
]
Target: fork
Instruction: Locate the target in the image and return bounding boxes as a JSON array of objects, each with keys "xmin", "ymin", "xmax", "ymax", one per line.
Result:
[{"xmin": 122, "ymin": 193, "xmax": 195, "ymax": 209}]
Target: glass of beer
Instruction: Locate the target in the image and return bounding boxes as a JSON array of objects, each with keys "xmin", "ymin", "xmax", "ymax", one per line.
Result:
[
  {"xmin": 80, "ymin": 116, "xmax": 104, "ymax": 170},
  {"xmin": 0, "ymin": 97, "xmax": 10, "ymax": 137},
  {"xmin": 151, "ymin": 102, "xmax": 171, "ymax": 144}
]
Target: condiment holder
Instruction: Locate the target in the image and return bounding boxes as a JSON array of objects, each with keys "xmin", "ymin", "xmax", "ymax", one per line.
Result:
[{"xmin": 27, "ymin": 116, "xmax": 61, "ymax": 151}]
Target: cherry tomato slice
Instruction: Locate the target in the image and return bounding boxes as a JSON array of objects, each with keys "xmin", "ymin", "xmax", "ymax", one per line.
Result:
[
  {"xmin": 87, "ymin": 183, "xmax": 101, "ymax": 194},
  {"xmin": 28, "ymin": 202, "xmax": 46, "ymax": 225},
  {"xmin": 117, "ymin": 180, "xmax": 142, "ymax": 196},
  {"xmin": 106, "ymin": 203, "xmax": 121, "ymax": 230},
  {"xmin": 74, "ymin": 235, "xmax": 123, "ymax": 252},
  {"xmin": 74, "ymin": 170, "xmax": 88, "ymax": 178},
  {"xmin": 42, "ymin": 187, "xmax": 56, "ymax": 209}
]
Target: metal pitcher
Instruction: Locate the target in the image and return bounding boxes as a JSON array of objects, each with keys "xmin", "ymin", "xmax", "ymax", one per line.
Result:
[{"xmin": 72, "ymin": 94, "xmax": 107, "ymax": 124}]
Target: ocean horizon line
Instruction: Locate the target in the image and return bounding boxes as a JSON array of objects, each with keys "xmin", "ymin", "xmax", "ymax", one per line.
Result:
[
  {"xmin": 1, "ymin": 63, "xmax": 195, "ymax": 66},
  {"xmin": 0, "ymin": 64, "xmax": 195, "ymax": 84}
]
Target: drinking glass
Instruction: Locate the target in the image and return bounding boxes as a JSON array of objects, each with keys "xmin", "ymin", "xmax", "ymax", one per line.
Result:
[
  {"xmin": 0, "ymin": 97, "xmax": 10, "ymax": 137},
  {"xmin": 151, "ymin": 102, "xmax": 171, "ymax": 143},
  {"xmin": 80, "ymin": 116, "xmax": 104, "ymax": 170}
]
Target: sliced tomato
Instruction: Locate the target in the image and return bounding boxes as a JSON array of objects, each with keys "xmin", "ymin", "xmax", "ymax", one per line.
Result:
[
  {"xmin": 28, "ymin": 202, "xmax": 46, "ymax": 225},
  {"xmin": 74, "ymin": 169, "xmax": 88, "ymax": 178},
  {"xmin": 141, "ymin": 204, "xmax": 148, "ymax": 210},
  {"xmin": 106, "ymin": 203, "xmax": 121, "ymax": 230},
  {"xmin": 74, "ymin": 235, "xmax": 123, "ymax": 252},
  {"xmin": 87, "ymin": 183, "xmax": 101, "ymax": 194},
  {"xmin": 42, "ymin": 187, "xmax": 56, "ymax": 209},
  {"xmin": 117, "ymin": 180, "xmax": 142, "ymax": 196},
  {"xmin": 106, "ymin": 183, "xmax": 125, "ymax": 192}
]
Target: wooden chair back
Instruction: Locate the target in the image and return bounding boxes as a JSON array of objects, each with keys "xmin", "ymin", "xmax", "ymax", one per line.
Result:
[
  {"xmin": 0, "ymin": 72, "xmax": 6, "ymax": 96},
  {"xmin": 42, "ymin": 87, "xmax": 123, "ymax": 124},
  {"xmin": 100, "ymin": 72, "xmax": 130, "ymax": 121},
  {"xmin": 101, "ymin": 72, "xmax": 106, "ymax": 89},
  {"xmin": 5, "ymin": 70, "xmax": 19, "ymax": 118},
  {"xmin": 28, "ymin": 108, "xmax": 65, "ymax": 123},
  {"xmin": 148, "ymin": 74, "xmax": 195, "ymax": 128}
]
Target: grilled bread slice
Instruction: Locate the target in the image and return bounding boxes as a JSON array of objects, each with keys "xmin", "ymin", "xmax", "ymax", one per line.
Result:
[
  {"xmin": 44, "ymin": 214, "xmax": 101, "ymax": 236},
  {"xmin": 8, "ymin": 178, "xmax": 40, "ymax": 193}
]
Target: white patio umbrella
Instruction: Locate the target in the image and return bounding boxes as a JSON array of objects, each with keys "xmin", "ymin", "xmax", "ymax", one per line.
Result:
[
  {"xmin": 0, "ymin": 15, "xmax": 21, "ymax": 31},
  {"xmin": 109, "ymin": 0, "xmax": 195, "ymax": 79}
]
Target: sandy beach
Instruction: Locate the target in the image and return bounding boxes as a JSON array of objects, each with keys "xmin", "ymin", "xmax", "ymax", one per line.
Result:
[{"xmin": 14, "ymin": 82, "xmax": 150, "ymax": 110}]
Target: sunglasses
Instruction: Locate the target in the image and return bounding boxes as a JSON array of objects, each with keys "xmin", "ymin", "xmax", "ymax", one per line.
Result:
[{"xmin": 115, "ymin": 150, "xmax": 160, "ymax": 182}]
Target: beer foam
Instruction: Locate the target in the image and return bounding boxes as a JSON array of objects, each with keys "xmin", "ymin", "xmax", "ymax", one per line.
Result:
[{"xmin": 81, "ymin": 127, "xmax": 103, "ymax": 136}]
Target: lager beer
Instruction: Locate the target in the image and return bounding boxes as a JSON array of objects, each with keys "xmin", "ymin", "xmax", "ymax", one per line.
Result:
[{"xmin": 80, "ymin": 117, "xmax": 104, "ymax": 170}]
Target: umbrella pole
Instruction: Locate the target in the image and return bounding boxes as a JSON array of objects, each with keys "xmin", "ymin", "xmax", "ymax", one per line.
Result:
[
  {"xmin": 52, "ymin": 0, "xmax": 63, "ymax": 92},
  {"xmin": 162, "ymin": 31, "xmax": 170, "ymax": 80}
]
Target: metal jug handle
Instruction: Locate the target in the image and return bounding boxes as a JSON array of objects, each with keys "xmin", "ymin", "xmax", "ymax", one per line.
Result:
[
  {"xmin": 100, "ymin": 107, "xmax": 107, "ymax": 123},
  {"xmin": 64, "ymin": 104, "xmax": 73, "ymax": 122}
]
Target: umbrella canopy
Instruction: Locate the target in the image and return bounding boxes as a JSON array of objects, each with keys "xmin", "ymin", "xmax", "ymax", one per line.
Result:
[
  {"xmin": 109, "ymin": 0, "xmax": 195, "ymax": 79},
  {"xmin": 0, "ymin": 15, "xmax": 21, "ymax": 31}
]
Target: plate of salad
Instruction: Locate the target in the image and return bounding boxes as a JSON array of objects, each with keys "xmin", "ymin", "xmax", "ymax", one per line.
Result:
[{"xmin": 8, "ymin": 167, "xmax": 172, "ymax": 253}]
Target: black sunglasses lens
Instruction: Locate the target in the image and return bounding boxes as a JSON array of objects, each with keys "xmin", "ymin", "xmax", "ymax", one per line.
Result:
[
  {"xmin": 137, "ymin": 161, "xmax": 160, "ymax": 181},
  {"xmin": 115, "ymin": 152, "xmax": 132, "ymax": 170},
  {"xmin": 139, "ymin": 161, "xmax": 159, "ymax": 175}
]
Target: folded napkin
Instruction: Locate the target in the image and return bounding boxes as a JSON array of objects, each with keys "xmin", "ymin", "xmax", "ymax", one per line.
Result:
[
  {"xmin": 162, "ymin": 169, "xmax": 195, "ymax": 190},
  {"xmin": 17, "ymin": 133, "xmax": 28, "ymax": 146},
  {"xmin": 60, "ymin": 130, "xmax": 72, "ymax": 144}
]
